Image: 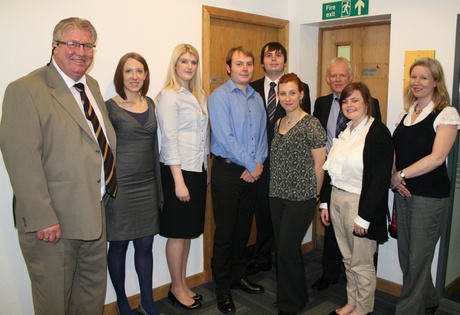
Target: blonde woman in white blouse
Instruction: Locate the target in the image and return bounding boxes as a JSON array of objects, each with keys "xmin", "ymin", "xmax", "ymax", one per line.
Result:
[
  {"xmin": 156, "ymin": 43, "xmax": 209, "ymax": 310},
  {"xmin": 391, "ymin": 58, "xmax": 460, "ymax": 315}
]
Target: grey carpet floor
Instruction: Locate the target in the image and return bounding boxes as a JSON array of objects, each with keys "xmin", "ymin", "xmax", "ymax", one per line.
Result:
[{"xmin": 141, "ymin": 249, "xmax": 455, "ymax": 315}]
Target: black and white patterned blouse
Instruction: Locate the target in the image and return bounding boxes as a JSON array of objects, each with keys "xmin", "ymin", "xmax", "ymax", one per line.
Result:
[{"xmin": 269, "ymin": 115, "xmax": 326, "ymax": 201}]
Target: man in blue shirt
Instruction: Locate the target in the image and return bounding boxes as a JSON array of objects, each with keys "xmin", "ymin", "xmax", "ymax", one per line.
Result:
[{"xmin": 209, "ymin": 46, "xmax": 268, "ymax": 314}]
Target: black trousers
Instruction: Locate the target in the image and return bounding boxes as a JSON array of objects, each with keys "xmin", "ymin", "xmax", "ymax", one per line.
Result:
[
  {"xmin": 211, "ymin": 159, "xmax": 258, "ymax": 296},
  {"xmin": 270, "ymin": 197, "xmax": 316, "ymax": 312},
  {"xmin": 321, "ymin": 176, "xmax": 343, "ymax": 280},
  {"xmin": 322, "ymin": 223, "xmax": 344, "ymax": 280},
  {"xmin": 252, "ymin": 162, "xmax": 275, "ymax": 265}
]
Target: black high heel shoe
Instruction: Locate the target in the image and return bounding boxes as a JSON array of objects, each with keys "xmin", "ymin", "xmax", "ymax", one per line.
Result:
[
  {"xmin": 169, "ymin": 284, "xmax": 202, "ymax": 301},
  {"xmin": 168, "ymin": 290, "xmax": 202, "ymax": 310},
  {"xmin": 191, "ymin": 293, "xmax": 203, "ymax": 301}
]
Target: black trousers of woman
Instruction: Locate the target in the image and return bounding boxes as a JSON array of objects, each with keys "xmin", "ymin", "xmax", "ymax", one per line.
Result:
[{"xmin": 270, "ymin": 197, "xmax": 316, "ymax": 313}]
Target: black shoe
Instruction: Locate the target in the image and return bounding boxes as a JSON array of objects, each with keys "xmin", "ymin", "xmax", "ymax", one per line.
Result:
[
  {"xmin": 426, "ymin": 305, "xmax": 439, "ymax": 314},
  {"xmin": 245, "ymin": 262, "xmax": 272, "ymax": 276},
  {"xmin": 232, "ymin": 277, "xmax": 264, "ymax": 294},
  {"xmin": 311, "ymin": 276, "xmax": 338, "ymax": 291},
  {"xmin": 328, "ymin": 311, "xmax": 339, "ymax": 315},
  {"xmin": 191, "ymin": 293, "xmax": 203, "ymax": 301},
  {"xmin": 217, "ymin": 294, "xmax": 236, "ymax": 314},
  {"xmin": 278, "ymin": 311, "xmax": 297, "ymax": 315},
  {"xmin": 168, "ymin": 290, "xmax": 202, "ymax": 310}
]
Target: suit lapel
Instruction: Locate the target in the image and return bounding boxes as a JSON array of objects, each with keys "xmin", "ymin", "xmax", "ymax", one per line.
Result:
[{"xmin": 46, "ymin": 64, "xmax": 96, "ymax": 141}]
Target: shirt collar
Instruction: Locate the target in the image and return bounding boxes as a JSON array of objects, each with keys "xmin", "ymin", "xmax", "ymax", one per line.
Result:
[
  {"xmin": 264, "ymin": 75, "xmax": 281, "ymax": 86},
  {"xmin": 410, "ymin": 100, "xmax": 435, "ymax": 114},
  {"xmin": 53, "ymin": 60, "xmax": 87, "ymax": 89},
  {"xmin": 227, "ymin": 78, "xmax": 255, "ymax": 96}
]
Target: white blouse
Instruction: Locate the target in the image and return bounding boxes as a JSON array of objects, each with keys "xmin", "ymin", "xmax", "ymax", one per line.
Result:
[
  {"xmin": 156, "ymin": 88, "xmax": 210, "ymax": 172},
  {"xmin": 395, "ymin": 101, "xmax": 460, "ymax": 130},
  {"xmin": 323, "ymin": 116, "xmax": 375, "ymax": 196}
]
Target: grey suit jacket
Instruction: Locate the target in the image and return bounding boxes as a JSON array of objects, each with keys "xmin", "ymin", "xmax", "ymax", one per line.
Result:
[{"xmin": 0, "ymin": 63, "xmax": 116, "ymax": 240}]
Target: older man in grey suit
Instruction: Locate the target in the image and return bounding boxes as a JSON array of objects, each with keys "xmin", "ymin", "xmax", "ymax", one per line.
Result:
[{"xmin": 0, "ymin": 17, "xmax": 116, "ymax": 315}]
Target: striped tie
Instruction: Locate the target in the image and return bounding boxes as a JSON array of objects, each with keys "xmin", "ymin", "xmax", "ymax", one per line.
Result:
[
  {"xmin": 74, "ymin": 83, "xmax": 118, "ymax": 197},
  {"xmin": 267, "ymin": 82, "xmax": 277, "ymax": 123},
  {"xmin": 335, "ymin": 97, "xmax": 346, "ymax": 138}
]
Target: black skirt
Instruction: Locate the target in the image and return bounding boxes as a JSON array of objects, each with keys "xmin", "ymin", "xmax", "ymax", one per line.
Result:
[{"xmin": 159, "ymin": 163, "xmax": 207, "ymax": 238}]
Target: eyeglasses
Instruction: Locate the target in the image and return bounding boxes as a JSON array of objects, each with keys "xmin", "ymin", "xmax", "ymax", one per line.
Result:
[{"xmin": 55, "ymin": 41, "xmax": 96, "ymax": 51}]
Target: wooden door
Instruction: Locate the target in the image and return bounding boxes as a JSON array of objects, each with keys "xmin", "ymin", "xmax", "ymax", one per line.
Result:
[
  {"xmin": 201, "ymin": 6, "xmax": 289, "ymax": 282},
  {"xmin": 319, "ymin": 23, "xmax": 391, "ymax": 123}
]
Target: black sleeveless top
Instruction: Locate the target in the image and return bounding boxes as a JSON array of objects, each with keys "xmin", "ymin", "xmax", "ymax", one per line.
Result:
[{"xmin": 393, "ymin": 111, "xmax": 450, "ymax": 198}]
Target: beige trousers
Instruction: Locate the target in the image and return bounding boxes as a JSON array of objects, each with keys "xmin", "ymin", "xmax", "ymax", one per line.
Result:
[{"xmin": 330, "ymin": 186, "xmax": 377, "ymax": 314}]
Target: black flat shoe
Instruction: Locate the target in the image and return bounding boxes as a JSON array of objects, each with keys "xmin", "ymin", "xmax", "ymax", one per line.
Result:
[
  {"xmin": 328, "ymin": 311, "xmax": 339, "ymax": 315},
  {"xmin": 217, "ymin": 294, "xmax": 236, "ymax": 314},
  {"xmin": 311, "ymin": 276, "xmax": 339, "ymax": 291},
  {"xmin": 168, "ymin": 290, "xmax": 202, "ymax": 310},
  {"xmin": 232, "ymin": 277, "xmax": 264, "ymax": 294},
  {"xmin": 191, "ymin": 293, "xmax": 203, "ymax": 301}
]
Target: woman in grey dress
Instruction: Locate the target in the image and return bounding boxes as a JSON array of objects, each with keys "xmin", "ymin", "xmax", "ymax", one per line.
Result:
[{"xmin": 105, "ymin": 52, "xmax": 163, "ymax": 315}]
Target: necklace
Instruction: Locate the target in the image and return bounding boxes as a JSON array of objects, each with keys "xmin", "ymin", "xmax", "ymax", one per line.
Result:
[
  {"xmin": 414, "ymin": 105, "xmax": 422, "ymax": 115},
  {"xmin": 285, "ymin": 113, "xmax": 303, "ymax": 124},
  {"xmin": 119, "ymin": 96, "xmax": 146, "ymax": 113}
]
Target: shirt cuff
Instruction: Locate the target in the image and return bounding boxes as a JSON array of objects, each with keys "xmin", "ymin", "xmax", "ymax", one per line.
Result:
[
  {"xmin": 354, "ymin": 216, "xmax": 370, "ymax": 229},
  {"xmin": 319, "ymin": 202, "xmax": 327, "ymax": 210}
]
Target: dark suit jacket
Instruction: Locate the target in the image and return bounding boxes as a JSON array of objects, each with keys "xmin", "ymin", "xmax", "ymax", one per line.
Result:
[
  {"xmin": 313, "ymin": 93, "xmax": 381, "ymax": 131},
  {"xmin": 251, "ymin": 77, "xmax": 311, "ymax": 145},
  {"xmin": 0, "ymin": 62, "xmax": 116, "ymax": 240}
]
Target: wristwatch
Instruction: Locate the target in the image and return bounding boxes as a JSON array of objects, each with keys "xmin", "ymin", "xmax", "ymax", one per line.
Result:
[{"xmin": 400, "ymin": 170, "xmax": 406, "ymax": 179}]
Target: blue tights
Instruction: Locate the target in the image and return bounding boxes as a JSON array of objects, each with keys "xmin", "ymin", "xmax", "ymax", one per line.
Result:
[{"xmin": 108, "ymin": 235, "xmax": 159, "ymax": 315}]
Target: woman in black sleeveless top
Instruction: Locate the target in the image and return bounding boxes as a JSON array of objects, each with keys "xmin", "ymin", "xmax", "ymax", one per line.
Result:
[{"xmin": 391, "ymin": 58, "xmax": 460, "ymax": 315}]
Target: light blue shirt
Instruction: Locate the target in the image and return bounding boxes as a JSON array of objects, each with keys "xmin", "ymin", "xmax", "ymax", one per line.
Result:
[
  {"xmin": 208, "ymin": 78, "xmax": 268, "ymax": 173},
  {"xmin": 326, "ymin": 94, "xmax": 341, "ymax": 154}
]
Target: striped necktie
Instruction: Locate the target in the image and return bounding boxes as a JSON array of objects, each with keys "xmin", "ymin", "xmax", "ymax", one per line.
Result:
[
  {"xmin": 74, "ymin": 83, "xmax": 118, "ymax": 197},
  {"xmin": 335, "ymin": 97, "xmax": 346, "ymax": 138},
  {"xmin": 267, "ymin": 82, "xmax": 277, "ymax": 123}
]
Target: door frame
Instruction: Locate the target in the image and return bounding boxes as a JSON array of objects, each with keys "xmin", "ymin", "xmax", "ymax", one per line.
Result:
[{"xmin": 201, "ymin": 5, "xmax": 289, "ymax": 282}]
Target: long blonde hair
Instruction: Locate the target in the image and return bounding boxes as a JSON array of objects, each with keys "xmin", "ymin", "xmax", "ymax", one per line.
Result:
[
  {"xmin": 403, "ymin": 58, "xmax": 450, "ymax": 112},
  {"xmin": 160, "ymin": 43, "xmax": 205, "ymax": 105}
]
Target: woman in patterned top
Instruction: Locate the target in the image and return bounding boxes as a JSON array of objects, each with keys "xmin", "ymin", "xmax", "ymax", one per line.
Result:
[{"xmin": 269, "ymin": 73, "xmax": 326, "ymax": 315}]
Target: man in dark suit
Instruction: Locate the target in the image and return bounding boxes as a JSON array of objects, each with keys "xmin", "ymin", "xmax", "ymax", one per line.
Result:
[
  {"xmin": 0, "ymin": 18, "xmax": 116, "ymax": 315},
  {"xmin": 247, "ymin": 42, "xmax": 311, "ymax": 276},
  {"xmin": 312, "ymin": 57, "xmax": 381, "ymax": 291}
]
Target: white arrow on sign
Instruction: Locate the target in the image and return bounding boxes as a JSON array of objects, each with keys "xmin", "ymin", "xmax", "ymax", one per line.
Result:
[{"xmin": 355, "ymin": 0, "xmax": 365, "ymax": 15}]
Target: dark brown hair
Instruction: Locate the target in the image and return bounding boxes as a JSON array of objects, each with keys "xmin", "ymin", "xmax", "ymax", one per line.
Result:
[
  {"xmin": 113, "ymin": 52, "xmax": 150, "ymax": 100},
  {"xmin": 340, "ymin": 82, "xmax": 375, "ymax": 118},
  {"xmin": 260, "ymin": 42, "xmax": 287, "ymax": 65}
]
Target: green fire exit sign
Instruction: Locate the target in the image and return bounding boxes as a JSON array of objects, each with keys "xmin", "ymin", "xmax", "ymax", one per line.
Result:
[{"xmin": 322, "ymin": 0, "xmax": 369, "ymax": 20}]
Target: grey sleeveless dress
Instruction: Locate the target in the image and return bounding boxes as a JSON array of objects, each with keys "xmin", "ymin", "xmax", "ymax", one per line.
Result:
[{"xmin": 105, "ymin": 97, "xmax": 162, "ymax": 241}]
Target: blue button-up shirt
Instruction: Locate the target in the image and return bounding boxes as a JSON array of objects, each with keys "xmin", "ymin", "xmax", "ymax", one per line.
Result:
[{"xmin": 208, "ymin": 78, "xmax": 268, "ymax": 173}]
